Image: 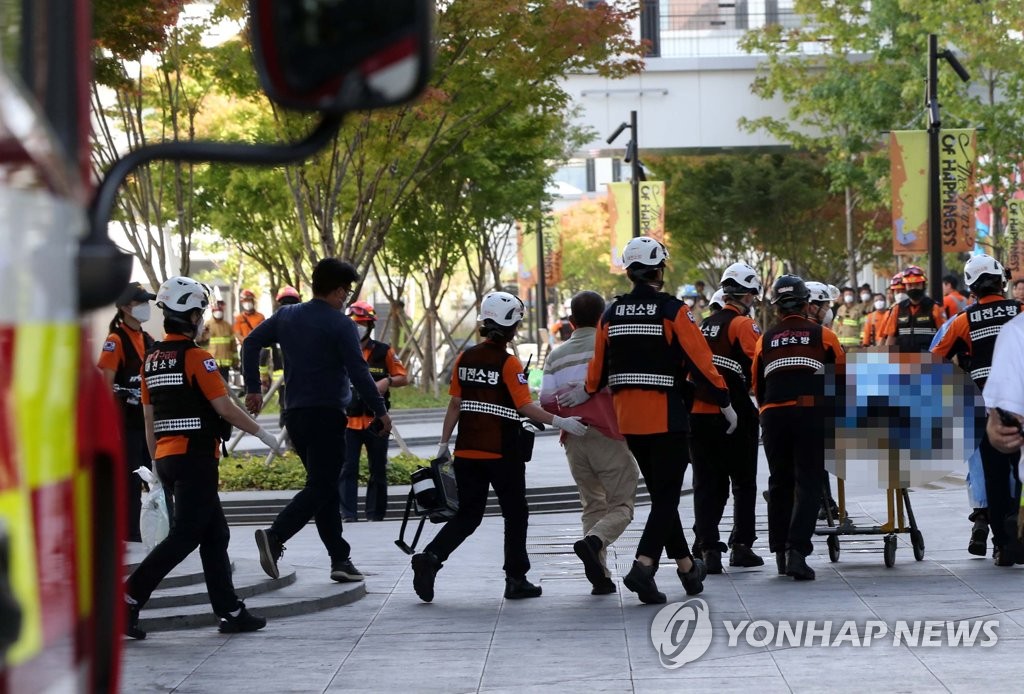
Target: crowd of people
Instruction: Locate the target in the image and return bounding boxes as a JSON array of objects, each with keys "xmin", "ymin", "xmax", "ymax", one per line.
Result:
[{"xmin": 102, "ymin": 243, "xmax": 1024, "ymax": 635}]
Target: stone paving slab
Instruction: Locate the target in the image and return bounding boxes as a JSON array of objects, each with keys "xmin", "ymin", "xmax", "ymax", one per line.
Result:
[{"xmin": 121, "ymin": 435, "xmax": 1022, "ymax": 693}]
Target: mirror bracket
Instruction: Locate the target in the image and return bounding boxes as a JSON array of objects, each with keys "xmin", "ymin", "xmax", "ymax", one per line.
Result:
[{"xmin": 81, "ymin": 113, "xmax": 343, "ymax": 310}]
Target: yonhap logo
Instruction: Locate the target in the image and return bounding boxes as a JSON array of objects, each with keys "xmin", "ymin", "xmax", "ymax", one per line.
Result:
[{"xmin": 649, "ymin": 598, "xmax": 713, "ymax": 669}]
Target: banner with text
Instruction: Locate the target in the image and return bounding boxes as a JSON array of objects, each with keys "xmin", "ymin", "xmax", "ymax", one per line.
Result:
[
  {"xmin": 607, "ymin": 181, "xmax": 666, "ymax": 273},
  {"xmin": 517, "ymin": 215, "xmax": 563, "ymax": 296},
  {"xmin": 890, "ymin": 130, "xmax": 976, "ymax": 255},
  {"xmin": 1006, "ymin": 199, "xmax": 1024, "ymax": 279}
]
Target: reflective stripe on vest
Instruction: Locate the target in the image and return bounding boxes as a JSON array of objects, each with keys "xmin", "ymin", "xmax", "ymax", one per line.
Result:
[
  {"xmin": 970, "ymin": 367, "xmax": 991, "ymax": 382},
  {"xmin": 764, "ymin": 356, "xmax": 823, "ymax": 376},
  {"xmin": 145, "ymin": 373, "xmax": 185, "ymax": 389},
  {"xmin": 711, "ymin": 354, "xmax": 743, "ymax": 376},
  {"xmin": 969, "ymin": 325, "xmax": 1002, "ymax": 342},
  {"xmin": 608, "ymin": 372, "xmax": 675, "ymax": 388},
  {"xmin": 152, "ymin": 417, "xmax": 203, "ymax": 433},
  {"xmin": 608, "ymin": 323, "xmax": 663, "ymax": 337},
  {"xmin": 460, "ymin": 399, "xmax": 520, "ymax": 421}
]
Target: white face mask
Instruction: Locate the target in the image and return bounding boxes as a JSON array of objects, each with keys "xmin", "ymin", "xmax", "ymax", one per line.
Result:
[
  {"xmin": 356, "ymin": 324, "xmax": 371, "ymax": 341},
  {"xmin": 843, "ymin": 294, "xmax": 855, "ymax": 304},
  {"xmin": 895, "ymin": 292, "xmax": 909, "ymax": 303},
  {"xmin": 874, "ymin": 300, "xmax": 886, "ymax": 311},
  {"xmin": 130, "ymin": 303, "xmax": 151, "ymax": 323},
  {"xmin": 822, "ymin": 308, "xmax": 834, "ymax": 326},
  {"xmin": 212, "ymin": 310, "xmax": 224, "ymax": 320},
  {"xmin": 684, "ymin": 299, "xmax": 695, "ymax": 307},
  {"xmin": 861, "ymin": 292, "xmax": 872, "ymax": 302},
  {"xmin": 242, "ymin": 301, "xmax": 254, "ymax": 312}
]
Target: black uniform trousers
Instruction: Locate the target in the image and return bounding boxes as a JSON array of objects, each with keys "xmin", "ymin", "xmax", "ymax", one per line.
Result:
[
  {"xmin": 425, "ymin": 457, "xmax": 531, "ymax": 578},
  {"xmin": 979, "ymin": 431, "xmax": 1022, "ymax": 546},
  {"xmin": 690, "ymin": 402, "xmax": 760, "ymax": 552},
  {"xmin": 625, "ymin": 431, "xmax": 693, "ymax": 562},
  {"xmin": 272, "ymin": 407, "xmax": 352, "ymax": 561},
  {"xmin": 339, "ymin": 427, "xmax": 390, "ymax": 520},
  {"xmin": 761, "ymin": 406, "xmax": 825, "ymax": 557},
  {"xmin": 126, "ymin": 453, "xmax": 239, "ymax": 616},
  {"xmin": 123, "ymin": 426, "xmax": 150, "ymax": 543}
]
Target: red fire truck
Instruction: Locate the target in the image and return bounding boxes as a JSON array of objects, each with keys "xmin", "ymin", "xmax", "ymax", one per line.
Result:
[{"xmin": 0, "ymin": 1, "xmax": 431, "ymax": 690}]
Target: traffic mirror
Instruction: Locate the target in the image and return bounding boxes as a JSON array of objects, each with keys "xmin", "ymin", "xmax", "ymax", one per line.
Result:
[{"xmin": 250, "ymin": 0, "xmax": 433, "ymax": 113}]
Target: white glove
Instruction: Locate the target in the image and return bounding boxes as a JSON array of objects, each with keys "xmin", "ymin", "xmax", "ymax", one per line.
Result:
[
  {"xmin": 552, "ymin": 415, "xmax": 587, "ymax": 437},
  {"xmin": 720, "ymin": 404, "xmax": 738, "ymax": 435},
  {"xmin": 436, "ymin": 442, "xmax": 451, "ymax": 461},
  {"xmin": 556, "ymin": 384, "xmax": 591, "ymax": 409},
  {"xmin": 255, "ymin": 428, "xmax": 281, "ymax": 454}
]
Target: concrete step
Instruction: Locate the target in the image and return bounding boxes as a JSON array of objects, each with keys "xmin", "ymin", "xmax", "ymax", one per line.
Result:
[
  {"xmin": 123, "ymin": 543, "xmax": 231, "ymax": 589},
  {"xmin": 137, "ymin": 565, "xmax": 365, "ymax": 633},
  {"xmin": 144, "ymin": 559, "xmax": 297, "ymax": 609}
]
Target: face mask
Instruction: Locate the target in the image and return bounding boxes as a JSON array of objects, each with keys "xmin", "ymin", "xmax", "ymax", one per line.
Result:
[
  {"xmin": 906, "ymin": 288, "xmax": 925, "ymax": 301},
  {"xmin": 822, "ymin": 308, "xmax": 834, "ymax": 326},
  {"xmin": 356, "ymin": 324, "xmax": 371, "ymax": 341},
  {"xmin": 684, "ymin": 299, "xmax": 695, "ymax": 307},
  {"xmin": 843, "ymin": 294, "xmax": 854, "ymax": 304},
  {"xmin": 894, "ymin": 292, "xmax": 909, "ymax": 303},
  {"xmin": 212, "ymin": 310, "xmax": 224, "ymax": 320},
  {"xmin": 874, "ymin": 300, "xmax": 886, "ymax": 311},
  {"xmin": 861, "ymin": 292, "xmax": 872, "ymax": 302},
  {"xmin": 130, "ymin": 303, "xmax": 150, "ymax": 322},
  {"xmin": 242, "ymin": 301, "xmax": 254, "ymax": 312}
]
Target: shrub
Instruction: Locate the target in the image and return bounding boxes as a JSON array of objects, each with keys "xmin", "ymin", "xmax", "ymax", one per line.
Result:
[{"xmin": 218, "ymin": 450, "xmax": 427, "ymax": 491}]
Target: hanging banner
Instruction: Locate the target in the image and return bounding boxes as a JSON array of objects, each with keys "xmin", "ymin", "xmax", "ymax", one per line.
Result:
[
  {"xmin": 543, "ymin": 214, "xmax": 562, "ymax": 287},
  {"xmin": 607, "ymin": 181, "xmax": 666, "ymax": 272},
  {"xmin": 517, "ymin": 220, "xmax": 537, "ymax": 296},
  {"xmin": 889, "ymin": 130, "xmax": 929, "ymax": 255},
  {"xmin": 1007, "ymin": 198, "xmax": 1024, "ymax": 279},
  {"xmin": 890, "ymin": 129, "xmax": 977, "ymax": 255},
  {"xmin": 938, "ymin": 128, "xmax": 977, "ymax": 253}
]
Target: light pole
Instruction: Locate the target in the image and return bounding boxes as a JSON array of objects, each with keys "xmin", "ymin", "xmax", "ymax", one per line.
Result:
[
  {"xmin": 926, "ymin": 34, "xmax": 970, "ymax": 300},
  {"xmin": 607, "ymin": 110, "xmax": 644, "ymax": 238}
]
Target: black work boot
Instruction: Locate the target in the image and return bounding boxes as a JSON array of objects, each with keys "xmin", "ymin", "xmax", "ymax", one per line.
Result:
[
  {"xmin": 124, "ymin": 600, "xmax": 146, "ymax": 640},
  {"xmin": 411, "ymin": 551, "xmax": 442, "ymax": 603},
  {"xmin": 729, "ymin": 544, "xmax": 765, "ymax": 568},
  {"xmin": 701, "ymin": 549, "xmax": 723, "ymax": 575},
  {"xmin": 504, "ymin": 575, "xmax": 542, "ymax": 599},
  {"xmin": 968, "ymin": 510, "xmax": 988, "ymax": 557},
  {"xmin": 218, "ymin": 603, "xmax": 267, "ymax": 633},
  {"xmin": 623, "ymin": 560, "xmax": 666, "ymax": 605},
  {"xmin": 785, "ymin": 550, "xmax": 815, "ymax": 581},
  {"xmin": 254, "ymin": 528, "xmax": 285, "ymax": 579},
  {"xmin": 677, "ymin": 558, "xmax": 708, "ymax": 596},
  {"xmin": 775, "ymin": 551, "xmax": 787, "ymax": 576},
  {"xmin": 573, "ymin": 535, "xmax": 606, "ymax": 588},
  {"xmin": 591, "ymin": 577, "xmax": 617, "ymax": 595}
]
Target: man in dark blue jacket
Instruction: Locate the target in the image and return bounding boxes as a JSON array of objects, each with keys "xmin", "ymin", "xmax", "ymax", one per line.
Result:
[{"xmin": 243, "ymin": 258, "xmax": 392, "ymax": 583}]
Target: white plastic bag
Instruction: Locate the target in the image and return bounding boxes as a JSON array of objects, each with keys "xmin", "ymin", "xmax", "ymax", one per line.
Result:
[{"xmin": 136, "ymin": 467, "xmax": 169, "ymax": 553}]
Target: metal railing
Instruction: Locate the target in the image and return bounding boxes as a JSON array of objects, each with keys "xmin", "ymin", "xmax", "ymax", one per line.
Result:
[{"xmin": 642, "ymin": 7, "xmax": 813, "ymax": 59}]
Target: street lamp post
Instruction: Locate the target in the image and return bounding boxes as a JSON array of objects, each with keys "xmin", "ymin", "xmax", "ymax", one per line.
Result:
[
  {"xmin": 926, "ymin": 34, "xmax": 970, "ymax": 300},
  {"xmin": 607, "ymin": 110, "xmax": 643, "ymax": 238}
]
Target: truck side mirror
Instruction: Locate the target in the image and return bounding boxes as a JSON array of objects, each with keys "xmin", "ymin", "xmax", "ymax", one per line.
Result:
[{"xmin": 250, "ymin": 0, "xmax": 433, "ymax": 113}]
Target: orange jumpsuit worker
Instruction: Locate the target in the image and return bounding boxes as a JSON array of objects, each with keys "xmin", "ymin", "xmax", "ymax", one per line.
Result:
[
  {"xmin": 931, "ymin": 255, "xmax": 1022, "ymax": 566},
  {"xmin": 883, "ymin": 266, "xmax": 945, "ymax": 352},
  {"xmin": 586, "ymin": 236, "xmax": 734, "ymax": 604},
  {"xmin": 752, "ymin": 274, "xmax": 845, "ymax": 582}
]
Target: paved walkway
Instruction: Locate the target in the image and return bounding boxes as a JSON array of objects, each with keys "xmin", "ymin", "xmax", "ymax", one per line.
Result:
[{"xmin": 122, "ymin": 436, "xmax": 1023, "ymax": 693}]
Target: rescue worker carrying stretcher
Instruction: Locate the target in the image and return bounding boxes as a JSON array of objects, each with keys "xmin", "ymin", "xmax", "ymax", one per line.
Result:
[
  {"xmin": 930, "ymin": 255, "xmax": 1023, "ymax": 566},
  {"xmin": 690, "ymin": 262, "xmax": 764, "ymax": 573},
  {"xmin": 883, "ymin": 266, "xmax": 945, "ymax": 352},
  {"xmin": 586, "ymin": 236, "xmax": 736, "ymax": 604},
  {"xmin": 752, "ymin": 275, "xmax": 845, "ymax": 581},
  {"xmin": 410, "ymin": 292, "xmax": 587, "ymax": 603}
]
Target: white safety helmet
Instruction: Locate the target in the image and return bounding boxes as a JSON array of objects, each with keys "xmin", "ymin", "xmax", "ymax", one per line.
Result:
[
  {"xmin": 709, "ymin": 288, "xmax": 726, "ymax": 310},
  {"xmin": 963, "ymin": 254, "xmax": 1007, "ymax": 290},
  {"xmin": 479, "ymin": 291, "xmax": 525, "ymax": 327},
  {"xmin": 156, "ymin": 276, "xmax": 210, "ymax": 314},
  {"xmin": 720, "ymin": 262, "xmax": 762, "ymax": 297},
  {"xmin": 621, "ymin": 236, "xmax": 668, "ymax": 269},
  {"xmin": 805, "ymin": 281, "xmax": 831, "ymax": 304},
  {"xmin": 826, "ymin": 284, "xmax": 841, "ymax": 302}
]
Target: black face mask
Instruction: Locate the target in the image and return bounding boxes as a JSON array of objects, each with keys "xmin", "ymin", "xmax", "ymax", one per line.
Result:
[{"xmin": 906, "ymin": 288, "xmax": 925, "ymax": 301}]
